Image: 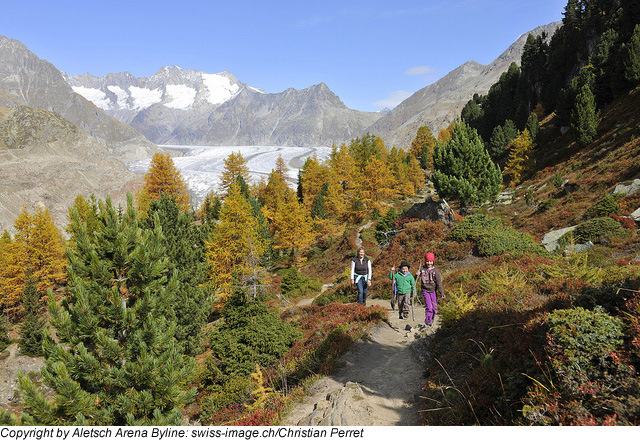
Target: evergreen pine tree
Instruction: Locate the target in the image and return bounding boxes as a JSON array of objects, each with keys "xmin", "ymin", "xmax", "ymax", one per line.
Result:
[
  {"xmin": 525, "ymin": 112, "xmax": 539, "ymax": 143},
  {"xmin": 409, "ymin": 126, "xmax": 437, "ymax": 170},
  {"xmin": 197, "ymin": 190, "xmax": 222, "ymax": 224},
  {"xmin": 0, "ymin": 314, "xmax": 11, "ymax": 352},
  {"xmin": 143, "ymin": 195, "xmax": 212, "ymax": 355},
  {"xmin": 310, "ymin": 183, "xmax": 328, "ymax": 220},
  {"xmin": 623, "ymin": 24, "xmax": 640, "ymax": 85},
  {"xmin": 570, "ymin": 83, "xmax": 600, "ymax": 146},
  {"xmin": 18, "ymin": 271, "xmax": 45, "ymax": 357},
  {"xmin": 18, "ymin": 194, "xmax": 196, "ymax": 425},
  {"xmin": 432, "ymin": 120, "xmax": 503, "ymax": 206}
]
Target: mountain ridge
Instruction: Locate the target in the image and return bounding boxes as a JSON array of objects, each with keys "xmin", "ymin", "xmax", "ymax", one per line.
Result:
[
  {"xmin": 67, "ymin": 67, "xmax": 380, "ymax": 147},
  {"xmin": 366, "ymin": 22, "xmax": 561, "ymax": 147},
  {"xmin": 0, "ymin": 35, "xmax": 157, "ymax": 161}
]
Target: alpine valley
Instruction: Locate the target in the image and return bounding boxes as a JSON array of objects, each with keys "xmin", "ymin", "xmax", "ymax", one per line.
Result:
[{"xmin": 0, "ymin": 22, "xmax": 557, "ymax": 230}]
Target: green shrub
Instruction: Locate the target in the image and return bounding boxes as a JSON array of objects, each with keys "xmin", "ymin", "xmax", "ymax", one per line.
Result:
[
  {"xmin": 0, "ymin": 316, "xmax": 10, "ymax": 352},
  {"xmin": 585, "ymin": 194, "xmax": 620, "ymax": 219},
  {"xmin": 536, "ymin": 198, "xmax": 559, "ymax": 213},
  {"xmin": 448, "ymin": 214, "xmax": 502, "ymax": 242},
  {"xmin": 449, "ymin": 214, "xmax": 546, "ymax": 257},
  {"xmin": 280, "ymin": 267, "xmax": 322, "ymax": 299},
  {"xmin": 552, "ymin": 173, "xmax": 564, "ymax": 187},
  {"xmin": 199, "ymin": 376, "xmax": 252, "ymax": 423},
  {"xmin": 573, "ymin": 217, "xmax": 622, "ymax": 243},
  {"xmin": 546, "ymin": 306, "xmax": 623, "ymax": 379},
  {"xmin": 476, "ymin": 229, "xmax": 546, "ymax": 257},
  {"xmin": 208, "ymin": 291, "xmax": 303, "ymax": 378}
]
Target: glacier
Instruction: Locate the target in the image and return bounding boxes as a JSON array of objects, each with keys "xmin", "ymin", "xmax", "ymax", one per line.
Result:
[{"xmin": 127, "ymin": 145, "xmax": 334, "ymax": 207}]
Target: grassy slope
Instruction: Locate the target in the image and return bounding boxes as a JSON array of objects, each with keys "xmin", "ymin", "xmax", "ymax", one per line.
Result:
[{"xmin": 298, "ymin": 86, "xmax": 640, "ymax": 425}]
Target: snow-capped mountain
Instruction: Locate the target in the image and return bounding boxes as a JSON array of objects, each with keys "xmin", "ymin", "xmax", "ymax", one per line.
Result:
[
  {"xmin": 0, "ymin": 35, "xmax": 157, "ymax": 161},
  {"xmin": 66, "ymin": 67, "xmax": 382, "ymax": 147},
  {"xmin": 66, "ymin": 67, "xmax": 260, "ymax": 123}
]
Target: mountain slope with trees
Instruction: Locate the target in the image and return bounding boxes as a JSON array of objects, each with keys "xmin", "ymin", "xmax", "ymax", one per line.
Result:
[{"xmin": 1, "ymin": 0, "xmax": 640, "ymax": 427}]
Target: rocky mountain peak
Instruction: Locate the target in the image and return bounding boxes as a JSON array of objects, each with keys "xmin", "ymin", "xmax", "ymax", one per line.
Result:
[{"xmin": 365, "ymin": 21, "xmax": 561, "ymax": 148}]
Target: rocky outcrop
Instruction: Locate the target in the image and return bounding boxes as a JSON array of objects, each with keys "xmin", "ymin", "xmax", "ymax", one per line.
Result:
[
  {"xmin": 67, "ymin": 67, "xmax": 382, "ymax": 148},
  {"xmin": 0, "ymin": 35, "xmax": 157, "ymax": 161},
  {"xmin": 0, "ymin": 106, "xmax": 141, "ymax": 232},
  {"xmin": 299, "ymin": 382, "xmax": 374, "ymax": 426},
  {"xmin": 611, "ymin": 179, "xmax": 640, "ymax": 197},
  {"xmin": 399, "ymin": 197, "xmax": 456, "ymax": 227},
  {"xmin": 541, "ymin": 226, "xmax": 577, "ymax": 252}
]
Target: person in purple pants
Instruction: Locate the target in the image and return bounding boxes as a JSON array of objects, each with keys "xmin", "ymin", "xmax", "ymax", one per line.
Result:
[{"xmin": 417, "ymin": 252, "xmax": 445, "ymax": 326}]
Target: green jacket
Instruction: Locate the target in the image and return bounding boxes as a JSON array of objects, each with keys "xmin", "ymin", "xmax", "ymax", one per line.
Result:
[{"xmin": 389, "ymin": 270, "xmax": 416, "ymax": 295}]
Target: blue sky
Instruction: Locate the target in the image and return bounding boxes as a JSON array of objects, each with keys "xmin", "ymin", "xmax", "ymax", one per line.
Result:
[{"xmin": 2, "ymin": 0, "xmax": 566, "ymax": 112}]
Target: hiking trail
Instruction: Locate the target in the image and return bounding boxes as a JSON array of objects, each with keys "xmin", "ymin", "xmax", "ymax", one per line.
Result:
[{"xmin": 282, "ymin": 298, "xmax": 437, "ymax": 426}]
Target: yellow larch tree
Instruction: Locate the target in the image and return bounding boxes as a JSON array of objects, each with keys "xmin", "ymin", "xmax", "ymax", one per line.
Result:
[
  {"xmin": 139, "ymin": 152, "xmax": 190, "ymax": 212},
  {"xmin": 274, "ymin": 155, "xmax": 290, "ymax": 181},
  {"xmin": 0, "ymin": 206, "xmax": 67, "ymax": 315},
  {"xmin": 388, "ymin": 147, "xmax": 412, "ymax": 198},
  {"xmin": 260, "ymin": 169, "xmax": 292, "ymax": 215},
  {"xmin": 438, "ymin": 120, "xmax": 457, "ymax": 143},
  {"xmin": 328, "ymin": 143, "xmax": 359, "ymax": 194},
  {"xmin": 205, "ymin": 183, "xmax": 265, "ymax": 301},
  {"xmin": 409, "ymin": 125, "xmax": 437, "ymax": 169},
  {"xmin": 299, "ymin": 156, "xmax": 330, "ymax": 210},
  {"xmin": 503, "ymin": 129, "xmax": 535, "ymax": 187},
  {"xmin": 323, "ymin": 171, "xmax": 348, "ymax": 221},
  {"xmin": 0, "ymin": 233, "xmax": 27, "ymax": 317},
  {"xmin": 361, "ymin": 157, "xmax": 396, "ymax": 210},
  {"xmin": 266, "ymin": 191, "xmax": 315, "ymax": 263},
  {"xmin": 219, "ymin": 152, "xmax": 251, "ymax": 197},
  {"xmin": 407, "ymin": 155, "xmax": 425, "ymax": 193}
]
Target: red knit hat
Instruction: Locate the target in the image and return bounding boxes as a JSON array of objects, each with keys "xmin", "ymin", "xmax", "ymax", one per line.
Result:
[{"xmin": 425, "ymin": 252, "xmax": 435, "ymax": 262}]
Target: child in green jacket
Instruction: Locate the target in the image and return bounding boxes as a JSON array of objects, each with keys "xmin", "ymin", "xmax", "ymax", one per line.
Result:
[{"xmin": 389, "ymin": 260, "xmax": 416, "ymax": 319}]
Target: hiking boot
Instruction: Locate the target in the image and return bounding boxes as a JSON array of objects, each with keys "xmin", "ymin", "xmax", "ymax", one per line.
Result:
[{"xmin": 398, "ymin": 315, "xmax": 404, "ymax": 319}]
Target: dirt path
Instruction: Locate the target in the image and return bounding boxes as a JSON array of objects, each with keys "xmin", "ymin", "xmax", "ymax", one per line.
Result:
[{"xmin": 282, "ymin": 298, "xmax": 437, "ymax": 426}]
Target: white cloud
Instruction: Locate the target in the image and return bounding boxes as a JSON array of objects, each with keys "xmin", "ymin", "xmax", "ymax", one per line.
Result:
[
  {"xmin": 405, "ymin": 66, "xmax": 437, "ymax": 76},
  {"xmin": 373, "ymin": 90, "xmax": 413, "ymax": 109}
]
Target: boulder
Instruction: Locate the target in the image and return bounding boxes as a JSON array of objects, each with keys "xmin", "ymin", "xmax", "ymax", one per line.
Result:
[
  {"xmin": 630, "ymin": 207, "xmax": 640, "ymax": 222},
  {"xmin": 611, "ymin": 179, "xmax": 640, "ymax": 197},
  {"xmin": 400, "ymin": 197, "xmax": 456, "ymax": 227},
  {"xmin": 541, "ymin": 226, "xmax": 577, "ymax": 252},
  {"xmin": 562, "ymin": 180, "xmax": 580, "ymax": 195}
]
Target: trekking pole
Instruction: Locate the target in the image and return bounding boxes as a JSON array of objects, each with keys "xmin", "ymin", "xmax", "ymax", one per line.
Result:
[
  {"xmin": 411, "ymin": 284, "xmax": 415, "ymax": 321},
  {"xmin": 390, "ymin": 271, "xmax": 397, "ymax": 310}
]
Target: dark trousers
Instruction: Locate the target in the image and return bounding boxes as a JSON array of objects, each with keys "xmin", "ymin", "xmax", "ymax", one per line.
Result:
[{"xmin": 355, "ymin": 277, "xmax": 368, "ymax": 305}]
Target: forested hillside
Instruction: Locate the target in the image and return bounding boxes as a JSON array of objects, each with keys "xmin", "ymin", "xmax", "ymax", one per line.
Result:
[{"xmin": 1, "ymin": 0, "xmax": 640, "ymax": 427}]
